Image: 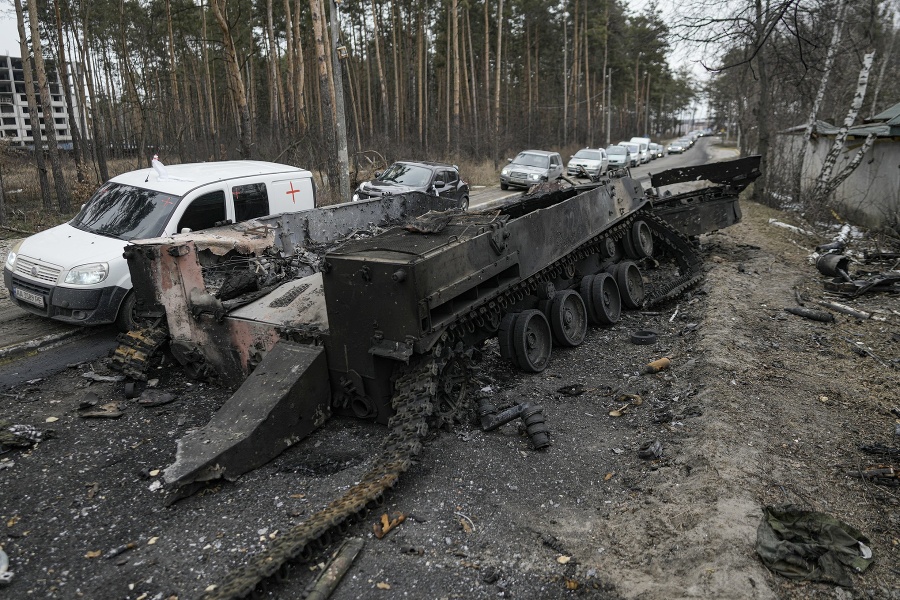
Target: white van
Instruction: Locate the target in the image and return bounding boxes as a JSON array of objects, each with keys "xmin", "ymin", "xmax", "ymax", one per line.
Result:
[
  {"xmin": 4, "ymin": 160, "xmax": 315, "ymax": 330},
  {"xmin": 630, "ymin": 137, "xmax": 652, "ymax": 163}
]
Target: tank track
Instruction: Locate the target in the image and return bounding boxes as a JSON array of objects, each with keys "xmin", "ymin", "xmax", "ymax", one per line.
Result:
[
  {"xmin": 199, "ymin": 207, "xmax": 702, "ymax": 598},
  {"xmin": 110, "ymin": 326, "xmax": 171, "ymax": 381}
]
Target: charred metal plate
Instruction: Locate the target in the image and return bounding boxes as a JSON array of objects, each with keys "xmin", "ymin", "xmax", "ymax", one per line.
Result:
[
  {"xmin": 165, "ymin": 341, "xmax": 331, "ymax": 487},
  {"xmin": 650, "ymin": 155, "xmax": 761, "ymax": 190},
  {"xmin": 229, "ymin": 273, "xmax": 328, "ymax": 330}
]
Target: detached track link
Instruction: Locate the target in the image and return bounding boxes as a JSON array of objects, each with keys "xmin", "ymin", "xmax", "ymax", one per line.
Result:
[
  {"xmin": 110, "ymin": 326, "xmax": 170, "ymax": 381},
  {"xmin": 201, "ymin": 357, "xmax": 439, "ymax": 599},
  {"xmin": 200, "ymin": 205, "xmax": 702, "ymax": 599}
]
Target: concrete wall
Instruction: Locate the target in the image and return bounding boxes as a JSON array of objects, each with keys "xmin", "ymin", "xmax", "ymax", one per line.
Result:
[{"xmin": 775, "ymin": 133, "xmax": 899, "ymax": 228}]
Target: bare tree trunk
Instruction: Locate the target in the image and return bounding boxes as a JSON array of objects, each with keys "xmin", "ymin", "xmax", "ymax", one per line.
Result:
[
  {"xmin": 390, "ymin": 0, "xmax": 401, "ymax": 140},
  {"xmin": 794, "ymin": 0, "xmax": 847, "ymax": 201},
  {"xmin": 752, "ymin": 0, "xmax": 770, "ymax": 204},
  {"xmin": 869, "ymin": 27, "xmax": 895, "ymax": 115},
  {"xmin": 266, "ymin": 0, "xmax": 284, "ymax": 129},
  {"xmin": 310, "ymin": 0, "xmax": 339, "ymax": 200},
  {"xmin": 813, "ymin": 50, "xmax": 876, "ymax": 204},
  {"xmin": 417, "ymin": 5, "xmax": 424, "ymax": 146},
  {"xmin": 201, "ymin": 1, "xmax": 218, "ymax": 156},
  {"xmin": 52, "ymin": 0, "xmax": 85, "ymax": 183},
  {"xmin": 466, "ymin": 7, "xmax": 478, "ymax": 153},
  {"xmin": 26, "ymin": 0, "xmax": 71, "ymax": 212},
  {"xmin": 15, "ymin": 0, "xmax": 51, "ymax": 209},
  {"xmin": 451, "ymin": 0, "xmax": 460, "ymax": 156},
  {"xmin": 210, "ymin": 0, "xmax": 253, "ymax": 158},
  {"xmin": 164, "ymin": 0, "xmax": 184, "ymax": 160},
  {"xmin": 0, "ymin": 159, "xmax": 6, "ymax": 225},
  {"xmin": 369, "ymin": 0, "xmax": 390, "ymax": 136},
  {"xmin": 493, "ymin": 0, "xmax": 503, "ymax": 167},
  {"xmin": 293, "ymin": 0, "xmax": 308, "ymax": 134},
  {"xmin": 483, "ymin": 0, "xmax": 490, "ymax": 140}
]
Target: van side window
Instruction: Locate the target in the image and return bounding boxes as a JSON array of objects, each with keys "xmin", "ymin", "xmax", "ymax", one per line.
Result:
[
  {"xmin": 177, "ymin": 190, "xmax": 226, "ymax": 232},
  {"xmin": 233, "ymin": 183, "xmax": 270, "ymax": 221}
]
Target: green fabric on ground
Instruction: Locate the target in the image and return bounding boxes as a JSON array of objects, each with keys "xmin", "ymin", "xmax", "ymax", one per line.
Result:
[{"xmin": 756, "ymin": 504, "xmax": 873, "ymax": 587}]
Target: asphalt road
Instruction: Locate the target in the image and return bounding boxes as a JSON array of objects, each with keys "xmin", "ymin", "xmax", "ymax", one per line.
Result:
[{"xmin": 0, "ymin": 138, "xmax": 719, "ymax": 388}]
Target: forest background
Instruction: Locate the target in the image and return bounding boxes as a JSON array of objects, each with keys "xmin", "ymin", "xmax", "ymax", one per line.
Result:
[{"xmin": 0, "ymin": 0, "xmax": 897, "ymax": 227}]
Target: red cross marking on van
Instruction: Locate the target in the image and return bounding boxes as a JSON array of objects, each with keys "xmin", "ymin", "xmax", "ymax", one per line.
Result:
[{"xmin": 286, "ymin": 181, "xmax": 301, "ymax": 203}]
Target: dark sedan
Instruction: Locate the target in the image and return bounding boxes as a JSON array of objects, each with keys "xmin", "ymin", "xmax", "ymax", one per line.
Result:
[{"xmin": 352, "ymin": 161, "xmax": 470, "ymax": 210}]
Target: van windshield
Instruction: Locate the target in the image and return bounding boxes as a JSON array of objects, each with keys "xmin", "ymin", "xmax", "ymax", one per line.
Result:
[{"xmin": 70, "ymin": 182, "xmax": 182, "ymax": 241}]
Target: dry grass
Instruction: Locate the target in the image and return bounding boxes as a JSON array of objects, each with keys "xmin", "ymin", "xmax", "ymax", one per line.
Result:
[{"xmin": 1, "ymin": 151, "xmax": 136, "ymax": 236}]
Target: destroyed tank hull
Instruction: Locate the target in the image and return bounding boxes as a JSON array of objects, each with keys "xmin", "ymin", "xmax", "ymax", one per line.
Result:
[{"xmin": 117, "ymin": 156, "xmax": 760, "ymax": 599}]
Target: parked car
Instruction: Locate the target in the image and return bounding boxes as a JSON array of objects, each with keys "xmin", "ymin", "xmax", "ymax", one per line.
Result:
[
  {"xmin": 667, "ymin": 141, "xmax": 686, "ymax": 154},
  {"xmin": 629, "ymin": 137, "xmax": 652, "ymax": 163},
  {"xmin": 352, "ymin": 161, "xmax": 469, "ymax": 210},
  {"xmin": 500, "ymin": 150, "xmax": 564, "ymax": 190},
  {"xmin": 618, "ymin": 142, "xmax": 641, "ymax": 167},
  {"xmin": 677, "ymin": 137, "xmax": 693, "ymax": 148},
  {"xmin": 566, "ymin": 148, "xmax": 609, "ymax": 179},
  {"xmin": 4, "ymin": 159, "xmax": 316, "ymax": 331},
  {"xmin": 606, "ymin": 145, "xmax": 633, "ymax": 169},
  {"xmin": 648, "ymin": 143, "xmax": 665, "ymax": 159}
]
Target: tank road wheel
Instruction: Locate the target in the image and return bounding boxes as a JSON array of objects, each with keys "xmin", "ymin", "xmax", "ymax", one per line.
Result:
[
  {"xmin": 579, "ymin": 276, "xmax": 599, "ymax": 324},
  {"xmin": 433, "ymin": 355, "xmax": 470, "ymax": 429},
  {"xmin": 591, "ymin": 273, "xmax": 622, "ymax": 325},
  {"xmin": 511, "ymin": 309, "xmax": 553, "ymax": 372},
  {"xmin": 498, "ymin": 312, "xmax": 519, "ymax": 366},
  {"xmin": 614, "ymin": 261, "xmax": 645, "ymax": 309},
  {"xmin": 549, "ymin": 290, "xmax": 588, "ymax": 347},
  {"xmin": 631, "ymin": 220, "xmax": 654, "ymax": 258}
]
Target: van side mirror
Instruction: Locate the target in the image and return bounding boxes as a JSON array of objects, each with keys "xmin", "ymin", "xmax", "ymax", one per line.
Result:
[{"xmin": 180, "ymin": 227, "xmax": 192, "ymax": 234}]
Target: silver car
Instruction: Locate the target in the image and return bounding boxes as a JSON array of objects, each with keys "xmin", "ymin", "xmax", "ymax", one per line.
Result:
[
  {"xmin": 606, "ymin": 145, "xmax": 633, "ymax": 169},
  {"xmin": 500, "ymin": 150, "xmax": 564, "ymax": 190},
  {"xmin": 566, "ymin": 148, "xmax": 609, "ymax": 179}
]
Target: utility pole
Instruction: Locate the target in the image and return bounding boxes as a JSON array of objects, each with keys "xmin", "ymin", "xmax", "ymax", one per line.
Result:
[
  {"xmin": 329, "ymin": 0, "xmax": 350, "ymax": 202},
  {"xmin": 644, "ymin": 72, "xmax": 650, "ymax": 135}
]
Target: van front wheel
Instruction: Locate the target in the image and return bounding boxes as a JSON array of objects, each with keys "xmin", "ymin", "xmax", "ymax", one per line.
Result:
[{"xmin": 115, "ymin": 292, "xmax": 139, "ymax": 333}]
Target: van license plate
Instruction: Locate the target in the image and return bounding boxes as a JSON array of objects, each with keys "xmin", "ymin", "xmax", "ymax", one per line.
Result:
[{"xmin": 14, "ymin": 287, "xmax": 45, "ymax": 308}]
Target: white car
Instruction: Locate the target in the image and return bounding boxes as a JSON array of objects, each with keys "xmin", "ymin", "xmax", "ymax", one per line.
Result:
[
  {"xmin": 4, "ymin": 160, "xmax": 316, "ymax": 331},
  {"xmin": 566, "ymin": 148, "xmax": 609, "ymax": 179},
  {"xmin": 500, "ymin": 150, "xmax": 564, "ymax": 190}
]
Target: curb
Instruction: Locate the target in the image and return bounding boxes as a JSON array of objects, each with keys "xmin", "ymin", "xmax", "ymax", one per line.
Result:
[{"xmin": 0, "ymin": 327, "xmax": 88, "ymax": 361}]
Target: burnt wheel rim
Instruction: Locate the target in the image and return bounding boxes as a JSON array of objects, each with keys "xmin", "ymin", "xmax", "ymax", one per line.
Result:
[
  {"xmin": 592, "ymin": 273, "xmax": 621, "ymax": 325},
  {"xmin": 616, "ymin": 261, "xmax": 645, "ymax": 309},
  {"xmin": 549, "ymin": 290, "xmax": 587, "ymax": 347},
  {"xmin": 512, "ymin": 310, "xmax": 552, "ymax": 372}
]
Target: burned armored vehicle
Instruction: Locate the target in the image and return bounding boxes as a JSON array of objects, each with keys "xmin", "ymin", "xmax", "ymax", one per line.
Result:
[{"xmin": 116, "ymin": 156, "xmax": 760, "ymax": 598}]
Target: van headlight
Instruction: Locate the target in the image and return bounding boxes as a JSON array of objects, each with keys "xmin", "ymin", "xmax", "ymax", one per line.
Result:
[
  {"xmin": 4, "ymin": 240, "xmax": 21, "ymax": 270},
  {"xmin": 65, "ymin": 263, "xmax": 109, "ymax": 285}
]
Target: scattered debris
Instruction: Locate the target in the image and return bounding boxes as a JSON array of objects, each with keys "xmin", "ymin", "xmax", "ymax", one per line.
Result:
[
  {"xmin": 477, "ymin": 399, "xmax": 550, "ymax": 449},
  {"xmin": 643, "ymin": 357, "xmax": 671, "ymax": 374},
  {"xmin": 78, "ymin": 403, "xmax": 124, "ymax": 419},
  {"xmin": 638, "ymin": 440, "xmax": 663, "ymax": 459},
  {"xmin": 814, "ymin": 300, "xmax": 871, "ymax": 320},
  {"xmin": 0, "ymin": 547, "xmax": 12, "ymax": 586},
  {"xmin": 373, "ymin": 513, "xmax": 405, "ymax": 539},
  {"xmin": 784, "ymin": 306, "xmax": 834, "ymax": 323},
  {"xmin": 844, "ymin": 339, "xmax": 894, "ymax": 370},
  {"xmin": 768, "ymin": 219, "xmax": 814, "ymax": 236},
  {"xmin": 609, "ymin": 394, "xmax": 642, "ymax": 417},
  {"xmin": 302, "ymin": 538, "xmax": 365, "ymax": 600},
  {"xmin": 137, "ymin": 390, "xmax": 177, "ymax": 407},
  {"xmin": 0, "ymin": 421, "xmax": 54, "ymax": 449},
  {"xmin": 105, "ymin": 542, "xmax": 138, "ymax": 560},
  {"xmin": 82, "ymin": 371, "xmax": 126, "ymax": 383},
  {"xmin": 816, "ymin": 254, "xmax": 852, "ymax": 281},
  {"xmin": 555, "ymin": 384, "xmax": 592, "ymax": 396},
  {"xmin": 630, "ymin": 330, "xmax": 658, "ymax": 345},
  {"xmin": 847, "ymin": 464, "xmax": 898, "ymax": 487},
  {"xmin": 756, "ymin": 504, "xmax": 873, "ymax": 587}
]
